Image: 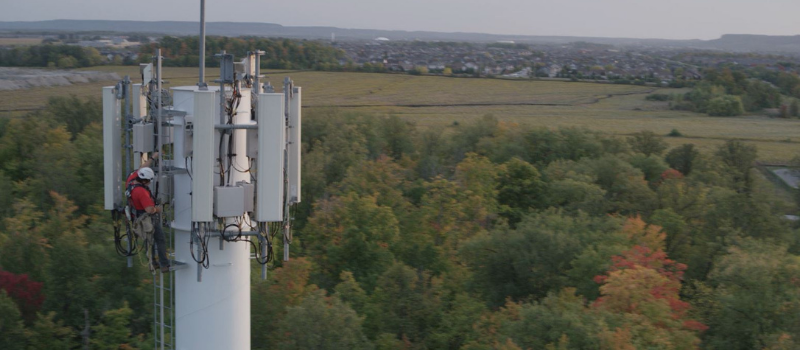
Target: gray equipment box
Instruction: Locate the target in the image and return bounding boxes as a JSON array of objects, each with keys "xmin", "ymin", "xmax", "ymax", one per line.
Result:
[
  {"xmin": 237, "ymin": 181, "xmax": 255, "ymax": 212},
  {"xmin": 220, "ymin": 54, "xmax": 234, "ymax": 83},
  {"xmin": 133, "ymin": 122, "xmax": 154, "ymax": 153},
  {"xmin": 214, "ymin": 186, "xmax": 245, "ymax": 218}
]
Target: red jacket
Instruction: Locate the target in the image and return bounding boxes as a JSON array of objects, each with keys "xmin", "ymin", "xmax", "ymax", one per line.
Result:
[{"xmin": 126, "ymin": 172, "xmax": 155, "ymax": 211}]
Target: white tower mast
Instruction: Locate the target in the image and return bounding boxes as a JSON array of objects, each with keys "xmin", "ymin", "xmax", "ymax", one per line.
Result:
[{"xmin": 102, "ymin": 4, "xmax": 302, "ymax": 349}]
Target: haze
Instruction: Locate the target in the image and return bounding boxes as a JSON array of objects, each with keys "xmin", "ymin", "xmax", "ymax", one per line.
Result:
[{"xmin": 0, "ymin": 0, "xmax": 798, "ymax": 40}]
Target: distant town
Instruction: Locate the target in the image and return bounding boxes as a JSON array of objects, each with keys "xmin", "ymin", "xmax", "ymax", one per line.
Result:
[{"xmin": 1, "ymin": 32, "xmax": 800, "ymax": 85}]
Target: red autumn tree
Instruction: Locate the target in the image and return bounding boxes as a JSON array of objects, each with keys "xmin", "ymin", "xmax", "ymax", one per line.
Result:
[
  {"xmin": 0, "ymin": 270, "xmax": 44, "ymax": 323},
  {"xmin": 592, "ymin": 219, "xmax": 707, "ymax": 349}
]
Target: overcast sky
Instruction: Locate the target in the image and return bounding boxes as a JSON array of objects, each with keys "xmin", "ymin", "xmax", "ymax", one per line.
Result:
[{"xmin": 1, "ymin": 0, "xmax": 798, "ymax": 40}]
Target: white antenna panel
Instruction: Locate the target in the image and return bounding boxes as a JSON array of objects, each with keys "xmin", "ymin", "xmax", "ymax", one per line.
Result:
[
  {"xmin": 244, "ymin": 53, "xmax": 256, "ymax": 78},
  {"xmin": 287, "ymin": 87, "xmax": 301, "ymax": 203},
  {"xmin": 191, "ymin": 90, "xmax": 217, "ymax": 222},
  {"xmin": 103, "ymin": 87, "xmax": 122, "ymax": 210},
  {"xmin": 141, "ymin": 63, "xmax": 153, "ymax": 85},
  {"xmin": 255, "ymin": 93, "xmax": 284, "ymax": 222},
  {"xmin": 132, "ymin": 84, "xmax": 146, "ymax": 119}
]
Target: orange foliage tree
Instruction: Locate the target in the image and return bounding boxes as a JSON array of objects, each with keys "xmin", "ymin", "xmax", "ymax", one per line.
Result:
[{"xmin": 592, "ymin": 217, "xmax": 706, "ymax": 349}]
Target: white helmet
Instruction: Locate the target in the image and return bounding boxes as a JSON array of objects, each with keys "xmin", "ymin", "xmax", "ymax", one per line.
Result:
[{"xmin": 137, "ymin": 167, "xmax": 155, "ymax": 180}]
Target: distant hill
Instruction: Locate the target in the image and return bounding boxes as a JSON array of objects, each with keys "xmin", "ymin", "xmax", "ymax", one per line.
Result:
[
  {"xmin": 705, "ymin": 34, "xmax": 800, "ymax": 54},
  {"xmin": 0, "ymin": 20, "xmax": 798, "ymax": 54}
]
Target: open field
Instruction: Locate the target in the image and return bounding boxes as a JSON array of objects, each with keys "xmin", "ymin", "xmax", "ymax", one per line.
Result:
[{"xmin": 1, "ymin": 66, "xmax": 799, "ymax": 160}]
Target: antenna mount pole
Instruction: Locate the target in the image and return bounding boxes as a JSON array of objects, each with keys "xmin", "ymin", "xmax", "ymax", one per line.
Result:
[{"xmin": 198, "ymin": 0, "xmax": 207, "ymax": 88}]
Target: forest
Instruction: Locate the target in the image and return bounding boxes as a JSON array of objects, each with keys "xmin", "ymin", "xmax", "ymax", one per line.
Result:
[
  {"xmin": 137, "ymin": 36, "xmax": 346, "ymax": 70},
  {"xmin": 0, "ymin": 94, "xmax": 799, "ymax": 350},
  {"xmin": 0, "ymin": 36, "xmax": 346, "ymax": 70},
  {"xmin": 662, "ymin": 67, "xmax": 799, "ymax": 117}
]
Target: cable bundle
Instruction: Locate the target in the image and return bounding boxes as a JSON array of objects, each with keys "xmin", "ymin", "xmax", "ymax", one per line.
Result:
[{"xmin": 112, "ymin": 209, "xmax": 140, "ymax": 257}]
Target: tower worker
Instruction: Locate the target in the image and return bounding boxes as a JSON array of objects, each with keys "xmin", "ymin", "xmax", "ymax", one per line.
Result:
[{"xmin": 126, "ymin": 152, "xmax": 170, "ymax": 272}]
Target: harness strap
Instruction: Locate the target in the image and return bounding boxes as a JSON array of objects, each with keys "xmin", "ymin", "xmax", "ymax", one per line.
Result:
[{"xmin": 126, "ymin": 182, "xmax": 154, "ymax": 219}]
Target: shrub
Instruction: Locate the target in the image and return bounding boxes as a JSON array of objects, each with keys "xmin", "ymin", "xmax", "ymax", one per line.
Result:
[
  {"xmin": 707, "ymin": 95, "xmax": 744, "ymax": 117},
  {"xmin": 667, "ymin": 129, "xmax": 683, "ymax": 137},
  {"xmin": 646, "ymin": 94, "xmax": 670, "ymax": 101}
]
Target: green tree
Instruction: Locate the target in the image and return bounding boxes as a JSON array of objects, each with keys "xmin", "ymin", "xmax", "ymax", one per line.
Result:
[
  {"xmin": 25, "ymin": 312, "xmax": 76, "ymax": 350},
  {"xmin": 73, "ymin": 123, "xmax": 105, "ymax": 211},
  {"xmin": 43, "ymin": 95, "xmax": 102, "ymax": 139},
  {"xmin": 42, "ymin": 226, "xmax": 94, "ymax": 330},
  {"xmin": 448, "ymin": 115, "xmax": 498, "ymax": 163},
  {"xmin": 251, "ymin": 258, "xmax": 318, "ymax": 349},
  {"xmin": 57, "ymin": 55, "xmax": 78, "ymax": 68},
  {"xmin": 496, "ymin": 158, "xmax": 546, "ymax": 226},
  {"xmin": 0, "ymin": 117, "xmax": 50, "ymax": 182},
  {"xmin": 409, "ymin": 66, "xmax": 428, "ymax": 75},
  {"xmin": 0, "ymin": 170, "xmax": 13, "ymax": 220},
  {"xmin": 464, "ymin": 289, "xmax": 603, "ymax": 350},
  {"xmin": 379, "ymin": 115, "xmax": 415, "ymax": 160},
  {"xmin": 742, "ymin": 80, "xmax": 782, "ymax": 111},
  {"xmin": 416, "ymin": 177, "xmax": 489, "ymax": 269},
  {"xmin": 426, "ymin": 293, "xmax": 486, "ymax": 350},
  {"xmin": 27, "ymin": 127, "xmax": 80, "ymax": 209},
  {"xmin": 416, "ymin": 129, "xmax": 446, "ymax": 179},
  {"xmin": 665, "ymin": 144, "xmax": 699, "ymax": 176},
  {"xmin": 550, "ymin": 180, "xmax": 608, "ymax": 213},
  {"xmin": 83, "ymin": 47, "xmax": 104, "ymax": 66},
  {"xmin": 628, "ymin": 154, "xmax": 669, "ymax": 186},
  {"xmin": 649, "ymin": 208, "xmax": 692, "ymax": 262},
  {"xmin": 715, "ymin": 139, "xmax": 757, "ymax": 193},
  {"xmin": 332, "ymin": 160, "xmax": 441, "ymax": 274},
  {"xmin": 790, "ymin": 100, "xmax": 799, "ymax": 117},
  {"xmin": 91, "ymin": 303, "xmax": 137, "ymax": 350},
  {"xmin": 277, "ymin": 290, "xmax": 373, "ymax": 350},
  {"xmin": 454, "ymin": 153, "xmax": 500, "ymax": 225},
  {"xmin": 0, "ymin": 290, "xmax": 26, "ymax": 349},
  {"xmin": 707, "ymin": 95, "xmax": 745, "ymax": 116},
  {"xmin": 699, "ymin": 240, "xmax": 800, "ymax": 350},
  {"xmin": 303, "ymin": 193, "xmax": 399, "ymax": 290},
  {"xmin": 334, "ymin": 271, "xmax": 368, "ymax": 314},
  {"xmin": 627, "ymin": 131, "xmax": 668, "ymax": 157},
  {"xmin": 525, "ymin": 127, "xmax": 604, "ymax": 165},
  {"xmin": 462, "ymin": 211, "xmax": 623, "ymax": 306},
  {"xmin": 568, "ymin": 155, "xmax": 657, "ymax": 214},
  {"xmin": 365, "ymin": 262, "xmax": 442, "ymax": 344}
]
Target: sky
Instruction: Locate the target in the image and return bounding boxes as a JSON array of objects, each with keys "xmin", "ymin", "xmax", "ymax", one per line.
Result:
[{"xmin": 0, "ymin": 0, "xmax": 798, "ymax": 40}]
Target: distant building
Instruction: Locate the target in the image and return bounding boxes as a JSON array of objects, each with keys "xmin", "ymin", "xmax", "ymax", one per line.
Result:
[
  {"xmin": 548, "ymin": 64, "xmax": 562, "ymax": 77},
  {"xmin": 77, "ymin": 38, "xmax": 138, "ymax": 49},
  {"xmin": 78, "ymin": 40, "xmax": 113, "ymax": 48},
  {"xmin": 374, "ymin": 37, "xmax": 390, "ymax": 41}
]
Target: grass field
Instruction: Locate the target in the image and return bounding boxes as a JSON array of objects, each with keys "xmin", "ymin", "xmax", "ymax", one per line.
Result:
[{"xmin": 2, "ymin": 65, "xmax": 799, "ymax": 160}]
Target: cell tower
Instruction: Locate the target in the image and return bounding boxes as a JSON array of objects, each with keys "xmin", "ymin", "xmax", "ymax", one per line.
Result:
[{"xmin": 102, "ymin": 3, "xmax": 301, "ymax": 349}]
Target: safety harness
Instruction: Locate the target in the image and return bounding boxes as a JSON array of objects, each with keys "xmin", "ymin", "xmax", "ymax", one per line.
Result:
[{"xmin": 126, "ymin": 181, "xmax": 155, "ymax": 240}]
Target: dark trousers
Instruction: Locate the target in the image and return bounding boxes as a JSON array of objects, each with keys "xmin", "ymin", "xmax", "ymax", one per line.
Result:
[{"xmin": 151, "ymin": 214, "xmax": 169, "ymax": 266}]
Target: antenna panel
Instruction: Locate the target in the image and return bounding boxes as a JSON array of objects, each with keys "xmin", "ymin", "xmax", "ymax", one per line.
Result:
[
  {"xmin": 255, "ymin": 93, "xmax": 284, "ymax": 222},
  {"xmin": 191, "ymin": 90, "xmax": 217, "ymax": 222},
  {"xmin": 132, "ymin": 84, "xmax": 146, "ymax": 119},
  {"xmin": 140, "ymin": 63, "xmax": 153, "ymax": 85},
  {"xmin": 103, "ymin": 87, "xmax": 122, "ymax": 210},
  {"xmin": 287, "ymin": 87, "xmax": 302, "ymax": 203}
]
